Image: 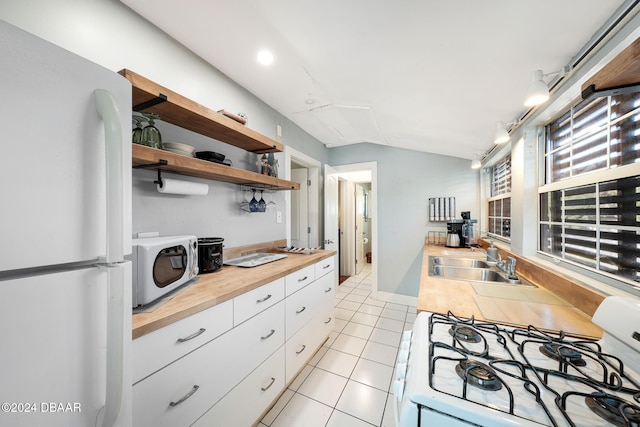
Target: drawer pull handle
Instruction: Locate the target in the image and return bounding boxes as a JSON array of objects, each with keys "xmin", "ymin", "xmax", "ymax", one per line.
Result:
[
  {"xmin": 261, "ymin": 329, "xmax": 276, "ymax": 340},
  {"xmin": 169, "ymin": 385, "xmax": 199, "ymax": 407},
  {"xmin": 323, "ymin": 264, "xmax": 331, "ymax": 269},
  {"xmin": 298, "ymin": 276, "xmax": 308, "ymax": 282},
  {"xmin": 324, "ymin": 287, "xmax": 332, "ymax": 293},
  {"xmin": 296, "ymin": 306, "xmax": 306, "ymax": 314},
  {"xmin": 325, "ymin": 317, "xmax": 332, "ymax": 324},
  {"xmin": 261, "ymin": 377, "xmax": 276, "ymax": 392},
  {"xmin": 296, "ymin": 345, "xmax": 306, "ymax": 355},
  {"xmin": 176, "ymin": 328, "xmax": 206, "ymax": 343},
  {"xmin": 256, "ymin": 294, "xmax": 272, "ymax": 303}
]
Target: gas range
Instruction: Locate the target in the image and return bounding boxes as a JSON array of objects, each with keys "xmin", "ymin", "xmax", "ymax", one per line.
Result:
[{"xmin": 394, "ymin": 296, "xmax": 640, "ymax": 426}]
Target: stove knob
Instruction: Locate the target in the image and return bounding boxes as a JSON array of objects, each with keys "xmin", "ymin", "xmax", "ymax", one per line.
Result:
[
  {"xmin": 395, "ymin": 362, "xmax": 407, "ymax": 380},
  {"xmin": 400, "ymin": 340, "xmax": 410, "ymax": 351},
  {"xmin": 402, "ymin": 330, "xmax": 412, "ymax": 342},
  {"xmin": 398, "ymin": 349, "xmax": 409, "ymax": 364},
  {"xmin": 393, "ymin": 379, "xmax": 405, "ymax": 400}
]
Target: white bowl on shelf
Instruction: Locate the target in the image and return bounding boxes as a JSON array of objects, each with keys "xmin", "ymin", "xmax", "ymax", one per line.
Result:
[{"xmin": 163, "ymin": 141, "xmax": 195, "ymax": 156}]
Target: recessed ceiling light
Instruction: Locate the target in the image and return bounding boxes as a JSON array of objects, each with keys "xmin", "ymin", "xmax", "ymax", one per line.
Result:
[{"xmin": 257, "ymin": 50, "xmax": 274, "ymax": 66}]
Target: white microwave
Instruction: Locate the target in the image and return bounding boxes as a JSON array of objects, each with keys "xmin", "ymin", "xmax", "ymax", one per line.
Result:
[{"xmin": 128, "ymin": 235, "xmax": 198, "ymax": 307}]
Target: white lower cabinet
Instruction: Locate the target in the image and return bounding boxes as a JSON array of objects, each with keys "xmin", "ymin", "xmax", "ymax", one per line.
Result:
[
  {"xmin": 132, "ymin": 301, "xmax": 284, "ymax": 427},
  {"xmin": 193, "ymin": 346, "xmax": 285, "ymax": 427},
  {"xmin": 132, "ymin": 256, "xmax": 336, "ymax": 427}
]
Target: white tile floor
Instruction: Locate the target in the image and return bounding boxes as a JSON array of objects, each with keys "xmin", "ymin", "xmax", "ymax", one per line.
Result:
[{"xmin": 260, "ymin": 265, "xmax": 416, "ymax": 427}]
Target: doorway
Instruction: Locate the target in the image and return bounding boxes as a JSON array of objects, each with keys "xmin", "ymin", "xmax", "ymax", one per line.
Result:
[
  {"xmin": 332, "ymin": 163, "xmax": 377, "ymax": 297},
  {"xmin": 285, "ymin": 151, "xmax": 377, "ymax": 297}
]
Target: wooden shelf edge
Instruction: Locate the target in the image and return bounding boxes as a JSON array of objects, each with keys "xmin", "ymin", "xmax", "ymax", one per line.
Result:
[
  {"xmin": 581, "ymin": 37, "xmax": 640, "ymax": 99},
  {"xmin": 132, "ymin": 144, "xmax": 299, "ymax": 190},
  {"xmin": 119, "ymin": 69, "xmax": 283, "ymax": 154}
]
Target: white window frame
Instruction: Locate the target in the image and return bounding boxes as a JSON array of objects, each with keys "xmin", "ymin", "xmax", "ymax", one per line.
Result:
[{"xmin": 538, "ymin": 93, "xmax": 640, "ymax": 288}]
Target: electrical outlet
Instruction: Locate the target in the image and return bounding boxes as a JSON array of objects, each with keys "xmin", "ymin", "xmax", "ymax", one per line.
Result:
[{"xmin": 276, "ymin": 211, "xmax": 282, "ymax": 224}]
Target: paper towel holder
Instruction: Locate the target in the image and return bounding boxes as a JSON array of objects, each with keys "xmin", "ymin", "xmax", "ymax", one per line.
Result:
[
  {"xmin": 154, "ymin": 168, "xmax": 165, "ymax": 189},
  {"xmin": 132, "ymin": 159, "xmax": 168, "ymax": 187}
]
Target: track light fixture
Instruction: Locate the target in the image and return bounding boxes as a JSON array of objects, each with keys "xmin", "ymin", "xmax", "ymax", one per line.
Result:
[
  {"xmin": 471, "ymin": 158, "xmax": 482, "ymax": 169},
  {"xmin": 524, "ymin": 67, "xmax": 571, "ymax": 107},
  {"xmin": 494, "ymin": 121, "xmax": 518, "ymax": 144},
  {"xmin": 524, "ymin": 70, "xmax": 550, "ymax": 107}
]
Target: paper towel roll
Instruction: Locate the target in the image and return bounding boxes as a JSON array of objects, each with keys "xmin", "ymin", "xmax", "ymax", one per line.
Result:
[{"xmin": 157, "ymin": 178, "xmax": 209, "ymax": 195}]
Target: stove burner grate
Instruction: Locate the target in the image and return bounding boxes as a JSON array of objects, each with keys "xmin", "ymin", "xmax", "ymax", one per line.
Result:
[
  {"xmin": 449, "ymin": 325, "xmax": 481, "ymax": 343},
  {"xmin": 455, "ymin": 359, "xmax": 502, "ymax": 391},
  {"xmin": 585, "ymin": 393, "xmax": 640, "ymax": 427},
  {"xmin": 539, "ymin": 342, "xmax": 587, "ymax": 367}
]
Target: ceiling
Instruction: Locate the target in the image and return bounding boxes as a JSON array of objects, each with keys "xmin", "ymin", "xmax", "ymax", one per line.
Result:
[{"xmin": 121, "ymin": 0, "xmax": 626, "ymax": 160}]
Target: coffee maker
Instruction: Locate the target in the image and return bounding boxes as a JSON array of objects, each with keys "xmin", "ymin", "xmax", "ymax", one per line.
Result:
[{"xmin": 446, "ymin": 212, "xmax": 478, "ymax": 248}]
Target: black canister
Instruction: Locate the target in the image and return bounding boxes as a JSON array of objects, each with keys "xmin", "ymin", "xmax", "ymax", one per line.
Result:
[{"xmin": 197, "ymin": 237, "xmax": 224, "ymax": 273}]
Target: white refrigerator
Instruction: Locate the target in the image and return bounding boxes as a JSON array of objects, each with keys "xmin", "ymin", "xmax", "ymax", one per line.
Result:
[{"xmin": 0, "ymin": 20, "xmax": 132, "ymax": 427}]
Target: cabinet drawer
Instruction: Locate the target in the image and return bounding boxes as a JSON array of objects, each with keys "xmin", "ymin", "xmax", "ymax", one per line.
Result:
[
  {"xmin": 285, "ymin": 264, "xmax": 315, "ymax": 296},
  {"xmin": 285, "ymin": 279, "xmax": 320, "ymax": 339},
  {"xmin": 285, "ymin": 316, "xmax": 327, "ymax": 384},
  {"xmin": 316, "ymin": 271, "xmax": 335, "ymax": 307},
  {"xmin": 133, "ymin": 301, "xmax": 284, "ymax": 427},
  {"xmin": 234, "ymin": 277, "xmax": 284, "ymax": 326},
  {"xmin": 193, "ymin": 346, "xmax": 285, "ymax": 427},
  {"xmin": 133, "ymin": 299, "xmax": 233, "ymax": 383},
  {"xmin": 132, "ymin": 327, "xmax": 232, "ymax": 427},
  {"xmin": 315, "ymin": 256, "xmax": 335, "ymax": 279}
]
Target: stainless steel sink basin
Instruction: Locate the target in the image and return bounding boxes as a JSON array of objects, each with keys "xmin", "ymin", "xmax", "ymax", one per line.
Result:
[
  {"xmin": 431, "ymin": 257, "xmax": 490, "ymax": 269},
  {"xmin": 427, "ymin": 256, "xmax": 531, "ymax": 285},
  {"xmin": 431, "ymin": 265, "xmax": 510, "ymax": 282}
]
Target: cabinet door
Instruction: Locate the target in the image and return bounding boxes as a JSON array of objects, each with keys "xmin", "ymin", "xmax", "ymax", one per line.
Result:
[
  {"xmin": 133, "ymin": 300, "xmax": 233, "ymax": 383},
  {"xmin": 193, "ymin": 346, "xmax": 285, "ymax": 427}
]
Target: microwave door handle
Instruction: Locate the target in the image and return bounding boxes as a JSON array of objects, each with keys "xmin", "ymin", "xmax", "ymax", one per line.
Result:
[
  {"xmin": 191, "ymin": 242, "xmax": 197, "ymax": 276},
  {"xmin": 94, "ymin": 89, "xmax": 124, "ymax": 264}
]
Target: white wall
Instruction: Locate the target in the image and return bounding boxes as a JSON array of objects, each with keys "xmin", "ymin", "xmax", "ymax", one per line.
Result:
[{"xmin": 0, "ymin": 0, "xmax": 329, "ymax": 247}]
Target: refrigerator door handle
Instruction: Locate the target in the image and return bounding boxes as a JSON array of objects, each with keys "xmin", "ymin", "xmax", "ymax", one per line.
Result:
[
  {"xmin": 94, "ymin": 89, "xmax": 126, "ymax": 427},
  {"xmin": 95, "ymin": 89, "xmax": 124, "ymax": 264},
  {"xmin": 96, "ymin": 263, "xmax": 127, "ymax": 427}
]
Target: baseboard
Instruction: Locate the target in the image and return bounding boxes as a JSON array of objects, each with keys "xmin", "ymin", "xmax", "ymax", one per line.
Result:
[{"xmin": 373, "ymin": 291, "xmax": 418, "ymax": 309}]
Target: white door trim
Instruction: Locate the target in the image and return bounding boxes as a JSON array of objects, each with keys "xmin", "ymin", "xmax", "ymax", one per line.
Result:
[{"xmin": 284, "ymin": 146, "xmax": 321, "ymax": 247}]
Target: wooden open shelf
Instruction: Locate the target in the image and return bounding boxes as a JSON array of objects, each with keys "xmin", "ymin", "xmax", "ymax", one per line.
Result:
[
  {"xmin": 582, "ymin": 37, "xmax": 640, "ymax": 100},
  {"xmin": 119, "ymin": 69, "xmax": 283, "ymax": 154},
  {"xmin": 133, "ymin": 144, "xmax": 299, "ymax": 190}
]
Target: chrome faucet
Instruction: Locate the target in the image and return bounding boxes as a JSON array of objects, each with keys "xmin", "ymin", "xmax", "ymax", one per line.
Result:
[
  {"xmin": 471, "ymin": 247, "xmax": 517, "ymax": 278},
  {"xmin": 504, "ymin": 256, "xmax": 517, "ymax": 278},
  {"xmin": 470, "ymin": 246, "xmax": 501, "ymax": 263}
]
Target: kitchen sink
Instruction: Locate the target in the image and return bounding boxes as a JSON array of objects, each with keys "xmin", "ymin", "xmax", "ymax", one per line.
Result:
[
  {"xmin": 431, "ymin": 257, "xmax": 490, "ymax": 269},
  {"xmin": 428, "ymin": 256, "xmax": 532, "ymax": 286},
  {"xmin": 431, "ymin": 265, "xmax": 511, "ymax": 282}
]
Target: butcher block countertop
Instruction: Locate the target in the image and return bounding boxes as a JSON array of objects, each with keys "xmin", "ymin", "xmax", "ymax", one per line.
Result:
[
  {"xmin": 132, "ymin": 249, "xmax": 336, "ymax": 339},
  {"xmin": 418, "ymin": 243, "xmax": 604, "ymax": 339}
]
